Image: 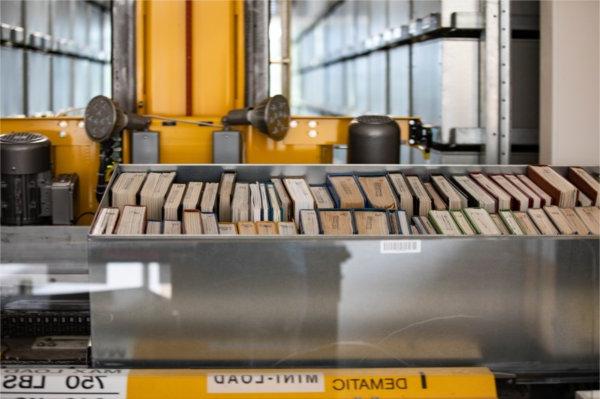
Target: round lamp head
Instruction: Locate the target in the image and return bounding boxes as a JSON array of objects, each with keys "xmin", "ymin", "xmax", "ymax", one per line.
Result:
[
  {"xmin": 248, "ymin": 95, "xmax": 290, "ymax": 141},
  {"xmin": 84, "ymin": 95, "xmax": 124, "ymax": 142}
]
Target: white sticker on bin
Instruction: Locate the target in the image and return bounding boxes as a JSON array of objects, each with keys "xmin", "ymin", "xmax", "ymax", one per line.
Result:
[
  {"xmin": 0, "ymin": 368, "xmax": 129, "ymax": 399},
  {"xmin": 380, "ymin": 240, "xmax": 421, "ymax": 254},
  {"xmin": 207, "ymin": 372, "xmax": 325, "ymax": 393}
]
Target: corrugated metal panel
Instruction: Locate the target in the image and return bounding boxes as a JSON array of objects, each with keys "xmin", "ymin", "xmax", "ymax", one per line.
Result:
[
  {"xmin": 26, "ymin": 51, "xmax": 51, "ymax": 114},
  {"xmin": 0, "ymin": 47, "xmax": 24, "ymax": 116}
]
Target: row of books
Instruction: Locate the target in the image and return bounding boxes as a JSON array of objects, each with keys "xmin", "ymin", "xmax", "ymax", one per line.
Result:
[
  {"xmin": 92, "ymin": 203, "xmax": 599, "ymax": 236},
  {"xmin": 96, "ymin": 166, "xmax": 599, "ymax": 234}
]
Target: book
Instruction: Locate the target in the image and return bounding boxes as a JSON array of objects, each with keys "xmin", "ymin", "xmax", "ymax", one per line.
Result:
[
  {"xmin": 516, "ymin": 175, "xmax": 552, "ymax": 207},
  {"xmin": 111, "ymin": 172, "xmax": 146, "ymax": 211},
  {"xmin": 574, "ymin": 207, "xmax": 600, "ymax": 235},
  {"xmin": 490, "ymin": 175, "xmax": 529, "ymax": 211},
  {"xmin": 163, "ymin": 220, "xmax": 182, "ymax": 235},
  {"xmin": 327, "ymin": 175, "xmax": 365, "ymax": 208},
  {"xmin": 357, "ymin": 175, "xmax": 398, "ymax": 209},
  {"xmin": 259, "ymin": 183, "xmax": 270, "ymax": 221},
  {"xmin": 182, "ymin": 182, "xmax": 203, "ymax": 210},
  {"xmin": 310, "ymin": 185, "xmax": 335, "ymax": 209},
  {"xmin": 578, "ymin": 191, "xmax": 593, "ymax": 206},
  {"xmin": 561, "ymin": 208, "xmax": 590, "ymax": 235},
  {"xmin": 396, "ymin": 210, "xmax": 411, "ymax": 235},
  {"xmin": 543, "ymin": 206, "xmax": 575, "ymax": 235},
  {"xmin": 513, "ymin": 211, "xmax": 540, "ymax": 235},
  {"xmin": 527, "ymin": 208, "xmax": 559, "ymax": 235},
  {"xmin": 527, "ymin": 165, "xmax": 577, "ymax": 208},
  {"xmin": 504, "ymin": 174, "xmax": 541, "ymax": 208},
  {"xmin": 423, "ymin": 182, "xmax": 447, "ymax": 210},
  {"xmin": 490, "ymin": 213, "xmax": 510, "ymax": 235},
  {"xmin": 452, "ymin": 176, "xmax": 496, "ymax": 213},
  {"xmin": 463, "ymin": 208, "xmax": 501, "ymax": 235},
  {"xmin": 91, "ymin": 207, "xmax": 119, "ymax": 235},
  {"xmin": 218, "ymin": 222, "xmax": 238, "ymax": 235},
  {"xmin": 183, "ymin": 210, "xmax": 202, "ymax": 234},
  {"xmin": 354, "ymin": 211, "xmax": 390, "ymax": 235},
  {"xmin": 283, "ymin": 177, "xmax": 315, "ymax": 224},
  {"xmin": 200, "ymin": 182, "xmax": 219, "ymax": 213},
  {"xmin": 388, "ymin": 173, "xmax": 414, "ymax": 217},
  {"xmin": 299, "ymin": 209, "xmax": 319, "ymax": 235},
  {"xmin": 249, "ymin": 183, "xmax": 262, "ymax": 222},
  {"xmin": 412, "ymin": 216, "xmax": 426, "ymax": 234},
  {"xmin": 430, "ymin": 175, "xmax": 466, "ymax": 210},
  {"xmin": 237, "ymin": 221, "xmax": 257, "ymax": 235},
  {"xmin": 256, "ymin": 221, "xmax": 277, "ymax": 235},
  {"xmin": 405, "ymin": 175, "xmax": 432, "ymax": 216},
  {"xmin": 271, "ymin": 178, "xmax": 292, "ymax": 221},
  {"xmin": 428, "ymin": 210, "xmax": 462, "ymax": 235},
  {"xmin": 139, "ymin": 172, "xmax": 176, "ymax": 220},
  {"xmin": 266, "ymin": 183, "xmax": 282, "ymax": 222},
  {"xmin": 319, "ymin": 210, "xmax": 354, "ymax": 235},
  {"xmin": 218, "ymin": 172, "xmax": 236, "ymax": 222},
  {"xmin": 450, "ymin": 210, "xmax": 476, "ymax": 235},
  {"xmin": 568, "ymin": 167, "xmax": 600, "ymax": 206},
  {"xmin": 163, "ymin": 183, "xmax": 186, "ymax": 221},
  {"xmin": 498, "ymin": 210, "xmax": 524, "ymax": 235},
  {"xmin": 146, "ymin": 221, "xmax": 162, "ymax": 234},
  {"xmin": 115, "ymin": 205, "xmax": 146, "ymax": 235},
  {"xmin": 277, "ymin": 222, "xmax": 297, "ymax": 235},
  {"xmin": 470, "ymin": 173, "xmax": 511, "ymax": 211},
  {"xmin": 200, "ymin": 213, "xmax": 219, "ymax": 234},
  {"xmin": 410, "ymin": 225, "xmax": 420, "ymax": 235},
  {"xmin": 419, "ymin": 216, "xmax": 437, "ymax": 235},
  {"xmin": 231, "ymin": 183, "xmax": 250, "ymax": 222}
]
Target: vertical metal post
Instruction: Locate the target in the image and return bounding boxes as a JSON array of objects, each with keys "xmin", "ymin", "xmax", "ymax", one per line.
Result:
[
  {"xmin": 280, "ymin": 0, "xmax": 291, "ymax": 100},
  {"xmin": 244, "ymin": 0, "xmax": 269, "ymax": 106},
  {"xmin": 499, "ymin": 0, "xmax": 511, "ymax": 164},
  {"xmin": 111, "ymin": 0, "xmax": 137, "ymax": 113},
  {"xmin": 484, "ymin": 0, "xmax": 500, "ymax": 164}
]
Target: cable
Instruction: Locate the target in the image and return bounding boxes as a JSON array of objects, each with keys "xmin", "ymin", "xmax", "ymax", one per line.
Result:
[
  {"xmin": 143, "ymin": 114, "xmax": 224, "ymax": 128},
  {"xmin": 74, "ymin": 212, "xmax": 95, "ymax": 224}
]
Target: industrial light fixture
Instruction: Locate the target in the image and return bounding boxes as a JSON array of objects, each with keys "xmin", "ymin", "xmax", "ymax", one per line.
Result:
[
  {"xmin": 221, "ymin": 95, "xmax": 291, "ymax": 141},
  {"xmin": 84, "ymin": 95, "xmax": 151, "ymax": 143}
]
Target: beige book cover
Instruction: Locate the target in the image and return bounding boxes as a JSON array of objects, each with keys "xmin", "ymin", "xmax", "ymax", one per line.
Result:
[
  {"xmin": 163, "ymin": 183, "xmax": 186, "ymax": 221},
  {"xmin": 256, "ymin": 221, "xmax": 278, "ymax": 235},
  {"xmin": 424, "ymin": 182, "xmax": 447, "ymax": 211},
  {"xmin": 299, "ymin": 209, "xmax": 320, "ymax": 235},
  {"xmin": 406, "ymin": 176, "xmax": 432, "ymax": 216},
  {"xmin": 115, "ymin": 206, "xmax": 146, "ymax": 235},
  {"xmin": 283, "ymin": 178, "xmax": 315, "ymax": 224},
  {"xmin": 453, "ymin": 176, "xmax": 496, "ymax": 213},
  {"xmin": 527, "ymin": 166, "xmax": 577, "ymax": 208},
  {"xmin": 491, "ymin": 175, "xmax": 529, "ymax": 212},
  {"xmin": 111, "ymin": 172, "xmax": 146, "ymax": 212},
  {"xmin": 146, "ymin": 221, "xmax": 162, "ymax": 234},
  {"xmin": 504, "ymin": 174, "xmax": 541, "ymax": 208},
  {"xmin": 498, "ymin": 211, "xmax": 524, "ymax": 235},
  {"xmin": 471, "ymin": 173, "xmax": 512, "ymax": 211},
  {"xmin": 200, "ymin": 182, "xmax": 219, "ymax": 213},
  {"xmin": 431, "ymin": 175, "xmax": 465, "ymax": 210},
  {"xmin": 450, "ymin": 210, "xmax": 476, "ymax": 235},
  {"xmin": 527, "ymin": 208, "xmax": 559, "ymax": 235},
  {"xmin": 490, "ymin": 214, "xmax": 510, "ymax": 235},
  {"xmin": 277, "ymin": 222, "xmax": 298, "ymax": 235},
  {"xmin": 574, "ymin": 207, "xmax": 600, "ymax": 235},
  {"xmin": 218, "ymin": 222, "xmax": 238, "ymax": 235},
  {"xmin": 200, "ymin": 213, "xmax": 219, "ymax": 234},
  {"xmin": 182, "ymin": 210, "xmax": 202, "ymax": 234},
  {"xmin": 218, "ymin": 172, "xmax": 236, "ymax": 222},
  {"xmin": 513, "ymin": 212, "xmax": 539, "ymax": 235},
  {"xmin": 163, "ymin": 221, "xmax": 182, "ymax": 235},
  {"xmin": 310, "ymin": 186, "xmax": 335, "ymax": 209},
  {"xmin": 231, "ymin": 183, "xmax": 250, "ymax": 222},
  {"xmin": 568, "ymin": 167, "xmax": 600, "ymax": 206},
  {"xmin": 419, "ymin": 216, "xmax": 437, "ymax": 235},
  {"xmin": 271, "ymin": 178, "xmax": 292, "ymax": 221},
  {"xmin": 328, "ymin": 175, "xmax": 365, "ymax": 208},
  {"xmin": 463, "ymin": 208, "xmax": 501, "ymax": 235},
  {"xmin": 544, "ymin": 206, "xmax": 575, "ymax": 235},
  {"xmin": 388, "ymin": 173, "xmax": 414, "ymax": 217},
  {"xmin": 429, "ymin": 210, "xmax": 462, "ymax": 235},
  {"xmin": 319, "ymin": 210, "xmax": 354, "ymax": 235},
  {"xmin": 92, "ymin": 207, "xmax": 120, "ymax": 235},
  {"xmin": 237, "ymin": 221, "xmax": 257, "ymax": 235},
  {"xmin": 560, "ymin": 208, "xmax": 590, "ymax": 235},
  {"xmin": 354, "ymin": 211, "xmax": 389, "ymax": 235},
  {"xmin": 182, "ymin": 182, "xmax": 203, "ymax": 210},
  {"xmin": 357, "ymin": 176, "xmax": 398, "ymax": 209},
  {"xmin": 517, "ymin": 175, "xmax": 552, "ymax": 207}
]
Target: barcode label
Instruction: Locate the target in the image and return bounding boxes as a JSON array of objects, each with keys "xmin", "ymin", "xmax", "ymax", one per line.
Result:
[{"xmin": 380, "ymin": 240, "xmax": 421, "ymax": 254}]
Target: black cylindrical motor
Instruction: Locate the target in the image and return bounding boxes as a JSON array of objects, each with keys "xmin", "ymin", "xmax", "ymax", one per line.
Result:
[
  {"xmin": 0, "ymin": 132, "xmax": 52, "ymax": 225},
  {"xmin": 347, "ymin": 115, "xmax": 400, "ymax": 164}
]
